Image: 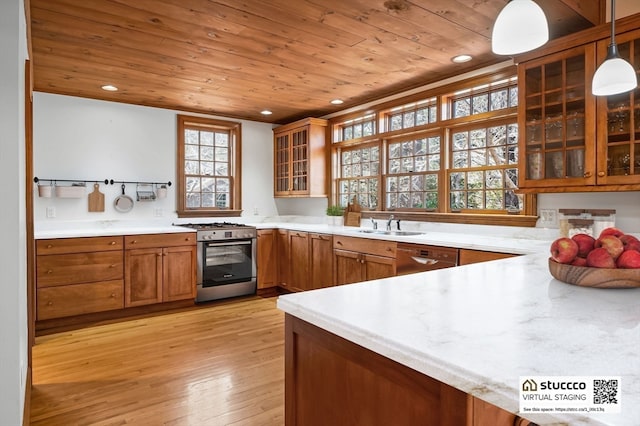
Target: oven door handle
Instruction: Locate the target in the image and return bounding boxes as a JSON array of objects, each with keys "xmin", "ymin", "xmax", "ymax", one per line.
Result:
[{"xmin": 205, "ymin": 240, "xmax": 252, "ymax": 248}]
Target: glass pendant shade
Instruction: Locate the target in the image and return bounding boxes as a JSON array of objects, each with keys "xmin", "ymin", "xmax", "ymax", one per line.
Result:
[
  {"xmin": 592, "ymin": 0, "xmax": 638, "ymax": 96},
  {"xmin": 592, "ymin": 51, "xmax": 638, "ymax": 96},
  {"xmin": 491, "ymin": 0, "xmax": 549, "ymax": 55}
]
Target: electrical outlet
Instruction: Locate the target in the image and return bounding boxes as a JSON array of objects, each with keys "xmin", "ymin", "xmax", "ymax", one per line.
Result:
[
  {"xmin": 46, "ymin": 207, "xmax": 56, "ymax": 218},
  {"xmin": 154, "ymin": 208, "xmax": 163, "ymax": 217},
  {"xmin": 539, "ymin": 208, "xmax": 557, "ymax": 227}
]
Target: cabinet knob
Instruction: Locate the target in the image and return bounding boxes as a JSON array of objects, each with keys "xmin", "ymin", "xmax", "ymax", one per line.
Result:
[
  {"xmin": 109, "ymin": 241, "xmax": 116, "ymax": 245},
  {"xmin": 46, "ymin": 244, "xmax": 53, "ymax": 249},
  {"xmin": 185, "ymin": 237, "xmax": 190, "ymax": 241},
  {"xmin": 132, "ymin": 240, "xmax": 138, "ymax": 244},
  {"xmin": 386, "ymin": 247, "xmax": 392, "ymax": 252},
  {"xmin": 47, "ymin": 269, "xmax": 53, "ymax": 274},
  {"xmin": 597, "ymin": 171, "xmax": 605, "ymax": 177},
  {"xmin": 336, "ymin": 241, "xmax": 343, "ymax": 245},
  {"xmin": 109, "ymin": 264, "xmax": 116, "ymax": 268},
  {"xmin": 47, "ymin": 301, "xmax": 53, "ymax": 306},
  {"xmin": 110, "ymin": 293, "xmax": 116, "ymax": 298},
  {"xmin": 157, "ymin": 253, "xmax": 162, "ymax": 257}
]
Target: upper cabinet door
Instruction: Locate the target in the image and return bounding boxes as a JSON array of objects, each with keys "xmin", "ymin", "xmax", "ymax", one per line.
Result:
[
  {"xmin": 518, "ymin": 44, "xmax": 597, "ymax": 190},
  {"xmin": 273, "ymin": 118, "xmax": 328, "ymax": 197},
  {"xmin": 596, "ymin": 28, "xmax": 640, "ymax": 186}
]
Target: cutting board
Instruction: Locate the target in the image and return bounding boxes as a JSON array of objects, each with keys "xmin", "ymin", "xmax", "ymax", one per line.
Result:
[{"xmin": 88, "ymin": 183, "xmax": 105, "ymax": 212}]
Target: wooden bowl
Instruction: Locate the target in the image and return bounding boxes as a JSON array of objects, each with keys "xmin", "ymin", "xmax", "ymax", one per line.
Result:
[{"xmin": 548, "ymin": 258, "xmax": 640, "ymax": 289}]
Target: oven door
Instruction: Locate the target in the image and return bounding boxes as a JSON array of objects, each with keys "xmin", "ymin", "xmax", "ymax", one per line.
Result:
[{"xmin": 201, "ymin": 239, "xmax": 255, "ymax": 287}]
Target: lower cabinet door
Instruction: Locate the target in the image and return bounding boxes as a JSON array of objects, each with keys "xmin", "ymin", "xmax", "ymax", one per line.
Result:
[
  {"xmin": 125, "ymin": 248, "xmax": 163, "ymax": 307},
  {"xmin": 37, "ymin": 280, "xmax": 124, "ymax": 320},
  {"xmin": 333, "ymin": 249, "xmax": 363, "ymax": 285},
  {"xmin": 364, "ymin": 254, "xmax": 396, "ymax": 281},
  {"xmin": 163, "ymin": 245, "xmax": 196, "ymax": 302}
]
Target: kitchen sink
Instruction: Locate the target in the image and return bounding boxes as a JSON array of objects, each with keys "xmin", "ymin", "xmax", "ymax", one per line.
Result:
[{"xmin": 357, "ymin": 230, "xmax": 424, "ymax": 236}]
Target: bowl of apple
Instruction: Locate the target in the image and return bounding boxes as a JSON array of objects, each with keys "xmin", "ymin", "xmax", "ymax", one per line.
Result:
[{"xmin": 548, "ymin": 227, "xmax": 640, "ymax": 288}]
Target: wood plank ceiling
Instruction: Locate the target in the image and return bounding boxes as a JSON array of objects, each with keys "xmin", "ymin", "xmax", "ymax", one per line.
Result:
[{"xmin": 30, "ymin": 0, "xmax": 600, "ymax": 124}]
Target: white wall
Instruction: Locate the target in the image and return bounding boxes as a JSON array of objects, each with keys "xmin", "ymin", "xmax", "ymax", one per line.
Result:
[
  {"xmin": 33, "ymin": 94, "xmax": 278, "ymax": 222},
  {"xmin": 0, "ymin": 0, "xmax": 28, "ymax": 423}
]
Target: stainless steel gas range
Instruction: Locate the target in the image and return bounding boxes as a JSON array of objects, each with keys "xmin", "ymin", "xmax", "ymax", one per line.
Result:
[{"xmin": 176, "ymin": 222, "xmax": 257, "ymax": 302}]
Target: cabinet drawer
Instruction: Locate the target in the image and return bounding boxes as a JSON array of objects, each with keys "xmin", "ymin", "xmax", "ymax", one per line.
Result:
[
  {"xmin": 124, "ymin": 232, "xmax": 196, "ymax": 249},
  {"xmin": 37, "ymin": 251, "xmax": 123, "ymax": 287},
  {"xmin": 37, "ymin": 236, "xmax": 123, "ymax": 255},
  {"xmin": 37, "ymin": 280, "xmax": 124, "ymax": 320},
  {"xmin": 333, "ymin": 235, "xmax": 396, "ymax": 258}
]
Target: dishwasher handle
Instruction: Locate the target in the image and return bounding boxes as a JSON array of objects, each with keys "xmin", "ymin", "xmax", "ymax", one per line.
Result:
[{"xmin": 410, "ymin": 256, "xmax": 438, "ymax": 265}]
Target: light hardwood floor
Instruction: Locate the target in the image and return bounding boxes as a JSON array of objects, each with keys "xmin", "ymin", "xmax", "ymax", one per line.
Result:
[{"xmin": 30, "ymin": 296, "xmax": 285, "ymax": 425}]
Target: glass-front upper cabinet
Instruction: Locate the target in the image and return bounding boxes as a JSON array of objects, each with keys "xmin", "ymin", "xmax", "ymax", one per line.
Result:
[
  {"xmin": 518, "ymin": 45, "xmax": 597, "ymax": 189},
  {"xmin": 596, "ymin": 28, "xmax": 640, "ymax": 185},
  {"xmin": 273, "ymin": 118, "xmax": 328, "ymax": 197}
]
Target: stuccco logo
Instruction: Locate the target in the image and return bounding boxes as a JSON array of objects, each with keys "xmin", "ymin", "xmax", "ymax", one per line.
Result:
[
  {"xmin": 522, "ymin": 378, "xmax": 587, "ymax": 391},
  {"xmin": 522, "ymin": 379, "xmax": 537, "ymax": 392}
]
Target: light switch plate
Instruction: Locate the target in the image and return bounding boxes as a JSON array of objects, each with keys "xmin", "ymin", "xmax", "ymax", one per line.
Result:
[
  {"xmin": 539, "ymin": 208, "xmax": 557, "ymax": 227},
  {"xmin": 46, "ymin": 206, "xmax": 56, "ymax": 218}
]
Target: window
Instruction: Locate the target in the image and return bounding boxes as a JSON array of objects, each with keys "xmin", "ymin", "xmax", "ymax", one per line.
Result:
[
  {"xmin": 386, "ymin": 134, "xmax": 441, "ymax": 210},
  {"xmin": 387, "ymin": 98, "xmax": 438, "ymax": 131},
  {"xmin": 449, "ymin": 120, "xmax": 521, "ymax": 211},
  {"xmin": 336, "ymin": 143, "xmax": 380, "ymax": 209},
  {"xmin": 330, "ymin": 70, "xmax": 536, "ymax": 226},
  {"xmin": 335, "ymin": 114, "xmax": 376, "ymax": 142},
  {"xmin": 449, "ymin": 77, "xmax": 518, "ymax": 118},
  {"xmin": 177, "ymin": 115, "xmax": 241, "ymax": 217}
]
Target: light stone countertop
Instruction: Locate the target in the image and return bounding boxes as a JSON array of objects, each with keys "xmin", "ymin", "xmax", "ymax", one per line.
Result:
[{"xmin": 277, "ymin": 252, "xmax": 640, "ymax": 426}]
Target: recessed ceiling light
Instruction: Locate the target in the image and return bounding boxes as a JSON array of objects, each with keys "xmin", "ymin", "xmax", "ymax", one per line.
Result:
[
  {"xmin": 260, "ymin": 110, "xmax": 273, "ymax": 115},
  {"xmin": 101, "ymin": 84, "xmax": 118, "ymax": 91},
  {"xmin": 451, "ymin": 54, "xmax": 473, "ymax": 64},
  {"xmin": 330, "ymin": 99, "xmax": 344, "ymax": 105}
]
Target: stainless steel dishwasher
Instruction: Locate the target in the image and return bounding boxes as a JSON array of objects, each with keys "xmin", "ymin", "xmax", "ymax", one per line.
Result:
[{"xmin": 396, "ymin": 243, "xmax": 458, "ymax": 275}]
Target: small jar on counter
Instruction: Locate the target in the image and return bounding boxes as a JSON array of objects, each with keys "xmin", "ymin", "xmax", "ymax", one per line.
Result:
[
  {"xmin": 589, "ymin": 209, "xmax": 616, "ymax": 237},
  {"xmin": 559, "ymin": 209, "xmax": 591, "ymax": 237}
]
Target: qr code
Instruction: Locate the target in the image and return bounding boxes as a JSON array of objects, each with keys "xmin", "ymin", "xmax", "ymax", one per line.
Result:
[{"xmin": 594, "ymin": 379, "xmax": 618, "ymax": 404}]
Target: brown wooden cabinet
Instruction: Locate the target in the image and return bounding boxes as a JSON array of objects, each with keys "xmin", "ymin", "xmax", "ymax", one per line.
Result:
[
  {"xmin": 518, "ymin": 44, "xmax": 596, "ymax": 190},
  {"xmin": 333, "ymin": 235, "xmax": 396, "ymax": 286},
  {"xmin": 285, "ymin": 315, "xmax": 534, "ymax": 426},
  {"xmin": 458, "ymin": 249, "xmax": 517, "ymax": 266},
  {"xmin": 257, "ymin": 229, "xmax": 277, "ymax": 289},
  {"xmin": 124, "ymin": 233, "xmax": 196, "ymax": 307},
  {"xmin": 273, "ymin": 117, "xmax": 328, "ymax": 197},
  {"xmin": 518, "ymin": 20, "xmax": 640, "ymax": 193},
  {"xmin": 309, "ymin": 233, "xmax": 333, "ymax": 290},
  {"xmin": 595, "ymin": 28, "xmax": 640, "ymax": 186},
  {"xmin": 277, "ymin": 229, "xmax": 290, "ymax": 289},
  {"xmin": 288, "ymin": 231, "xmax": 311, "ymax": 291},
  {"xmin": 36, "ymin": 236, "xmax": 125, "ymax": 320}
]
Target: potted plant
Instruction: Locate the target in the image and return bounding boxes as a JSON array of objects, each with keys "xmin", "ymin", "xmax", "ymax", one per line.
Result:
[{"xmin": 326, "ymin": 205, "xmax": 345, "ymax": 226}]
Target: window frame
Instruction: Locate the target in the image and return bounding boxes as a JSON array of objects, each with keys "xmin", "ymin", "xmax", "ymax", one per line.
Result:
[
  {"xmin": 176, "ymin": 114, "xmax": 242, "ymax": 218},
  {"xmin": 329, "ymin": 67, "xmax": 538, "ymax": 227}
]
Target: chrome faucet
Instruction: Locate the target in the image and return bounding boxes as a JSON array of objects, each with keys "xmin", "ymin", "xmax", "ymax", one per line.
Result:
[
  {"xmin": 395, "ymin": 219, "xmax": 401, "ymax": 231},
  {"xmin": 370, "ymin": 217, "xmax": 378, "ymax": 230},
  {"xmin": 386, "ymin": 215, "xmax": 394, "ymax": 231}
]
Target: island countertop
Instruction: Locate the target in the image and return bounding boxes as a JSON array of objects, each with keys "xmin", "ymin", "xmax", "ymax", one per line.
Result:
[{"xmin": 277, "ymin": 252, "xmax": 640, "ymax": 426}]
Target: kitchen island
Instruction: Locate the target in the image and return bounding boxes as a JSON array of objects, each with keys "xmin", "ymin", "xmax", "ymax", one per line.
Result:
[{"xmin": 277, "ymin": 252, "xmax": 640, "ymax": 425}]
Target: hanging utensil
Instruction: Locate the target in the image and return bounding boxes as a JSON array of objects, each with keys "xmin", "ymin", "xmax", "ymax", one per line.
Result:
[
  {"xmin": 88, "ymin": 183, "xmax": 105, "ymax": 212},
  {"xmin": 113, "ymin": 184, "xmax": 134, "ymax": 213}
]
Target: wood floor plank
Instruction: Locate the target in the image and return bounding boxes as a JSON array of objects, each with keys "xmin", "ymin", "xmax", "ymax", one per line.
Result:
[{"xmin": 30, "ymin": 296, "xmax": 285, "ymax": 425}]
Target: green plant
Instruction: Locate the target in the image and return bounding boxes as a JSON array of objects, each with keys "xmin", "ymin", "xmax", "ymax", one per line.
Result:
[{"xmin": 326, "ymin": 205, "xmax": 344, "ymax": 216}]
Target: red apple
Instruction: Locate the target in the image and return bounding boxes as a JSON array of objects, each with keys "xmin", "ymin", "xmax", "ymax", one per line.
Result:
[
  {"xmin": 598, "ymin": 227, "xmax": 624, "ymax": 239},
  {"xmin": 550, "ymin": 237, "xmax": 579, "ymax": 264},
  {"xmin": 619, "ymin": 234, "xmax": 640, "ymax": 252},
  {"xmin": 616, "ymin": 249, "xmax": 640, "ymax": 269},
  {"xmin": 571, "ymin": 233, "xmax": 595, "ymax": 258},
  {"xmin": 595, "ymin": 235, "xmax": 624, "ymax": 260},
  {"xmin": 570, "ymin": 256, "xmax": 587, "ymax": 267},
  {"xmin": 586, "ymin": 247, "xmax": 616, "ymax": 268}
]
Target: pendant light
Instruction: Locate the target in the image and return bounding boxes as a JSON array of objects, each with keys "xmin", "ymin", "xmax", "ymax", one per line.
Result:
[
  {"xmin": 592, "ymin": 0, "xmax": 638, "ymax": 96},
  {"xmin": 491, "ymin": 0, "xmax": 549, "ymax": 55}
]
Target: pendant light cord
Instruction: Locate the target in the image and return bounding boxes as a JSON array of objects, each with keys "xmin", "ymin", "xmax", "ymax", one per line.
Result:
[{"xmin": 606, "ymin": 0, "xmax": 619, "ymax": 60}]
